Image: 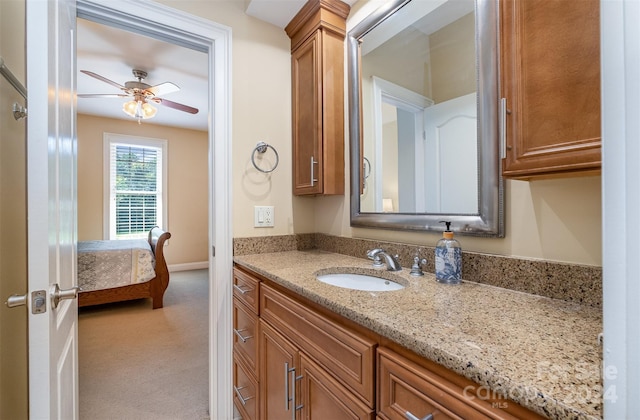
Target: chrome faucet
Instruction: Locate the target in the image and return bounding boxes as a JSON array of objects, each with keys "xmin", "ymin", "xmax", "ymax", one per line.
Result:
[{"xmin": 366, "ymin": 248, "xmax": 402, "ymax": 271}]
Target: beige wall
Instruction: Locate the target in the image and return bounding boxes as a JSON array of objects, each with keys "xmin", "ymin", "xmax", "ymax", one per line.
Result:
[
  {"xmin": 77, "ymin": 114, "xmax": 208, "ymax": 266},
  {"xmin": 0, "ymin": 0, "xmax": 28, "ymax": 418},
  {"xmin": 429, "ymin": 12, "xmax": 476, "ymax": 103},
  {"xmin": 154, "ymin": 0, "xmax": 602, "ymax": 267},
  {"xmin": 155, "ymin": 0, "xmax": 315, "ymax": 238}
]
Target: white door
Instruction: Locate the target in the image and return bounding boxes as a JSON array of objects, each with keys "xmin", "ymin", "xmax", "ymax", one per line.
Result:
[
  {"xmin": 26, "ymin": 0, "xmax": 79, "ymax": 418},
  {"xmin": 423, "ymin": 92, "xmax": 478, "ymax": 214}
]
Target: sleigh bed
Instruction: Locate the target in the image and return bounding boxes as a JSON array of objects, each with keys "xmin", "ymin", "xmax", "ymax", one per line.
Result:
[{"xmin": 77, "ymin": 227, "xmax": 171, "ymax": 309}]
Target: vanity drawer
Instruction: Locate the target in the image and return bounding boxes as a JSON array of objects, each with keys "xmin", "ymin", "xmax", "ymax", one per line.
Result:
[
  {"xmin": 233, "ymin": 354, "xmax": 259, "ymax": 420},
  {"xmin": 260, "ymin": 283, "xmax": 376, "ymax": 408},
  {"xmin": 378, "ymin": 347, "xmax": 530, "ymax": 420},
  {"xmin": 233, "ymin": 297, "xmax": 258, "ymax": 376},
  {"xmin": 233, "ymin": 267, "xmax": 260, "ymax": 314}
]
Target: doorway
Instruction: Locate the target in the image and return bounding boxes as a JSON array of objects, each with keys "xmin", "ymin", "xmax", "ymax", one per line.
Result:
[{"xmin": 75, "ymin": 1, "xmax": 232, "ymax": 418}]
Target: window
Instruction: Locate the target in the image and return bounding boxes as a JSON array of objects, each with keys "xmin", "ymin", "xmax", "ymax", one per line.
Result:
[{"xmin": 104, "ymin": 133, "xmax": 167, "ymax": 240}]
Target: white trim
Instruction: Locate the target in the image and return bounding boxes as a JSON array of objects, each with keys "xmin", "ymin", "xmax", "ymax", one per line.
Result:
[
  {"xmin": 371, "ymin": 77, "xmax": 432, "ymax": 212},
  {"xmin": 169, "ymin": 262, "xmax": 209, "ymax": 272},
  {"xmin": 602, "ymin": 0, "xmax": 640, "ymax": 417},
  {"xmin": 76, "ymin": 1, "xmax": 233, "ymax": 418}
]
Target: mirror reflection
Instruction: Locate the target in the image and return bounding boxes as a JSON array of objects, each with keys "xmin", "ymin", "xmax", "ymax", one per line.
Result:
[
  {"xmin": 348, "ymin": 0, "xmax": 503, "ymax": 235},
  {"xmin": 360, "ymin": 0, "xmax": 477, "ymax": 214}
]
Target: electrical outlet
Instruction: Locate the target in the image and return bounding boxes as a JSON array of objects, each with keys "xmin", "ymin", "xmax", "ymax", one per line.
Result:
[{"xmin": 254, "ymin": 206, "xmax": 274, "ymax": 228}]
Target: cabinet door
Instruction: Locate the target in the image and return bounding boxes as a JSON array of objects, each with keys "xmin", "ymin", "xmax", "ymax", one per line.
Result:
[
  {"xmin": 500, "ymin": 0, "xmax": 600, "ymax": 178},
  {"xmin": 259, "ymin": 319, "xmax": 301, "ymax": 420},
  {"xmin": 292, "ymin": 31, "xmax": 323, "ymax": 195},
  {"xmin": 300, "ymin": 353, "xmax": 374, "ymax": 420}
]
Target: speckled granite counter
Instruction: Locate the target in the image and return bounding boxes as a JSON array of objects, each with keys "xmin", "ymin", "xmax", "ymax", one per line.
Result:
[{"xmin": 234, "ymin": 250, "xmax": 603, "ymax": 420}]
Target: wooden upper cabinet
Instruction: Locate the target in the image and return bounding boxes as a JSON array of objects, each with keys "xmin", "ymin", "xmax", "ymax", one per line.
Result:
[
  {"xmin": 500, "ymin": 0, "xmax": 601, "ymax": 179},
  {"xmin": 286, "ymin": 0, "xmax": 350, "ymax": 195}
]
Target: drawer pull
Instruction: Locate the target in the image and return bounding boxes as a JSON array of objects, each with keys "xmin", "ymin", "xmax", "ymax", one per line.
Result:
[
  {"xmin": 405, "ymin": 412, "xmax": 433, "ymax": 420},
  {"xmin": 233, "ymin": 328, "xmax": 253, "ymax": 343},
  {"xmin": 284, "ymin": 362, "xmax": 295, "ymax": 410},
  {"xmin": 233, "ymin": 385, "xmax": 254, "ymax": 406},
  {"xmin": 285, "ymin": 363, "xmax": 303, "ymax": 420},
  {"xmin": 233, "ymin": 284, "xmax": 253, "ymax": 294}
]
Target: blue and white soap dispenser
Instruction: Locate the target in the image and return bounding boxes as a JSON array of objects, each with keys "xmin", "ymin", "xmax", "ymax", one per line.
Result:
[{"xmin": 435, "ymin": 221, "xmax": 462, "ymax": 284}]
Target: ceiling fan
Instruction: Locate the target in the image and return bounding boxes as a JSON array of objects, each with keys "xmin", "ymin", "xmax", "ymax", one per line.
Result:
[{"xmin": 78, "ymin": 69, "xmax": 199, "ymax": 122}]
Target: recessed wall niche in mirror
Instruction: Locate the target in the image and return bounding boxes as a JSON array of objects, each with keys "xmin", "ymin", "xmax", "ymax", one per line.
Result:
[{"xmin": 348, "ymin": 0, "xmax": 504, "ymax": 236}]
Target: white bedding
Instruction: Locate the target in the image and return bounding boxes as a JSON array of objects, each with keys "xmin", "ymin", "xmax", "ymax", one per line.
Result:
[{"xmin": 77, "ymin": 239, "xmax": 156, "ymax": 292}]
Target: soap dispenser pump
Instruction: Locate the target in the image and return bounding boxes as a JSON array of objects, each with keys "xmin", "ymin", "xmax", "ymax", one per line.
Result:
[{"xmin": 435, "ymin": 221, "xmax": 462, "ymax": 284}]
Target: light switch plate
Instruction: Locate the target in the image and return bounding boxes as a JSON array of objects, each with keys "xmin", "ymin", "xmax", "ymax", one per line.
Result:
[{"xmin": 254, "ymin": 206, "xmax": 274, "ymax": 227}]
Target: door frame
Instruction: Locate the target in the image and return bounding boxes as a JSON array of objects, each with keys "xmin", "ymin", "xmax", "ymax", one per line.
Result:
[{"xmin": 75, "ymin": 1, "xmax": 233, "ymax": 418}]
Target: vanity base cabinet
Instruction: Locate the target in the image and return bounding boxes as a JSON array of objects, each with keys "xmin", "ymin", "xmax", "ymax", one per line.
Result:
[
  {"xmin": 234, "ymin": 264, "xmax": 544, "ymax": 420},
  {"xmin": 500, "ymin": 0, "xmax": 601, "ymax": 179}
]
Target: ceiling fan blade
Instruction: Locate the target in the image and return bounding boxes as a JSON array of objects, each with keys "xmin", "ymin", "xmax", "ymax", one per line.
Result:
[
  {"xmin": 78, "ymin": 93, "xmax": 129, "ymax": 98},
  {"xmin": 154, "ymin": 97, "xmax": 199, "ymax": 114},
  {"xmin": 80, "ymin": 70, "xmax": 126, "ymax": 90},
  {"xmin": 147, "ymin": 82, "xmax": 180, "ymax": 97}
]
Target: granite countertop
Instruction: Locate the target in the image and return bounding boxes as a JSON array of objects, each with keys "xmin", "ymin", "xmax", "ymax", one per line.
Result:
[{"xmin": 234, "ymin": 249, "xmax": 603, "ymax": 420}]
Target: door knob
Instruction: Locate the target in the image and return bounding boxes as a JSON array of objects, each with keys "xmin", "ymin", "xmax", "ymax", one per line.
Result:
[{"xmin": 51, "ymin": 284, "xmax": 80, "ymax": 309}]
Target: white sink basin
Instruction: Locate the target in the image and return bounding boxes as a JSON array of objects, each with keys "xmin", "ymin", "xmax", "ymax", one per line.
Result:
[{"xmin": 316, "ymin": 273, "xmax": 405, "ymax": 292}]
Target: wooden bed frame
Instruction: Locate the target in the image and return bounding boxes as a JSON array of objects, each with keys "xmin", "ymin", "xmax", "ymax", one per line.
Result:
[{"xmin": 78, "ymin": 227, "xmax": 172, "ymax": 309}]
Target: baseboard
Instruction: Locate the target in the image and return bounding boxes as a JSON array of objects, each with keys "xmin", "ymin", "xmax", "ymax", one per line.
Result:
[{"xmin": 168, "ymin": 261, "xmax": 208, "ymax": 272}]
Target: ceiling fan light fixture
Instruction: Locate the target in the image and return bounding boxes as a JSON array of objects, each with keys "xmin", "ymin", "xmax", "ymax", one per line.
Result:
[
  {"xmin": 141, "ymin": 102, "xmax": 157, "ymax": 119},
  {"xmin": 122, "ymin": 99, "xmax": 157, "ymax": 121}
]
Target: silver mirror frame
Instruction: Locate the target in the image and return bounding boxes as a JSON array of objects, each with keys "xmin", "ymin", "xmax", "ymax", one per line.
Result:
[{"xmin": 348, "ymin": 0, "xmax": 504, "ymax": 237}]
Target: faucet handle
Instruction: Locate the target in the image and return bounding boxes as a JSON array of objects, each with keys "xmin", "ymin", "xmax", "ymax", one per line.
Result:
[
  {"xmin": 366, "ymin": 249, "xmax": 385, "ymax": 267},
  {"xmin": 410, "ymin": 256, "xmax": 427, "ymax": 277}
]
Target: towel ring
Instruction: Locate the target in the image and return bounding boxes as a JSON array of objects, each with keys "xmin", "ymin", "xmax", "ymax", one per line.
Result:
[{"xmin": 251, "ymin": 141, "xmax": 279, "ymax": 173}]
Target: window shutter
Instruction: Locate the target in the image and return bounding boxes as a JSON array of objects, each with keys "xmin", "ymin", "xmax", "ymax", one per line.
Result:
[{"xmin": 109, "ymin": 143, "xmax": 163, "ymax": 239}]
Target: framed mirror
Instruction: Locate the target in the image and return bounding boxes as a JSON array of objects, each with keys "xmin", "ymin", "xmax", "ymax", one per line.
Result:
[{"xmin": 348, "ymin": 0, "xmax": 504, "ymax": 236}]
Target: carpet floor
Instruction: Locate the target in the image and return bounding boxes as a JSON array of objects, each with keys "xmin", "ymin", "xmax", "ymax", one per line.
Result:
[{"xmin": 79, "ymin": 269, "xmax": 209, "ymax": 420}]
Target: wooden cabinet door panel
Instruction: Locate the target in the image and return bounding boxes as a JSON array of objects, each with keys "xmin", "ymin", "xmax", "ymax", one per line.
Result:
[
  {"xmin": 292, "ymin": 32, "xmax": 323, "ymax": 195},
  {"xmin": 261, "ymin": 283, "xmax": 376, "ymax": 407},
  {"xmin": 501, "ymin": 0, "xmax": 600, "ymax": 178},
  {"xmin": 233, "ymin": 297, "xmax": 258, "ymax": 376},
  {"xmin": 234, "ymin": 355, "xmax": 259, "ymax": 420},
  {"xmin": 300, "ymin": 353, "xmax": 374, "ymax": 420},
  {"xmin": 259, "ymin": 319, "xmax": 300, "ymax": 420}
]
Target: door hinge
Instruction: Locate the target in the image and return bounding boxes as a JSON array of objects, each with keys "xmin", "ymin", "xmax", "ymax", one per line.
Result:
[{"xmin": 212, "ymin": 245, "xmax": 216, "ymax": 257}]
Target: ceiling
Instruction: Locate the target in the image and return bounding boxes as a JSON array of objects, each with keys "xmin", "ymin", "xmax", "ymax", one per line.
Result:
[
  {"xmin": 76, "ymin": 18, "xmax": 209, "ymax": 131},
  {"xmin": 76, "ymin": 0, "xmax": 358, "ymax": 131}
]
